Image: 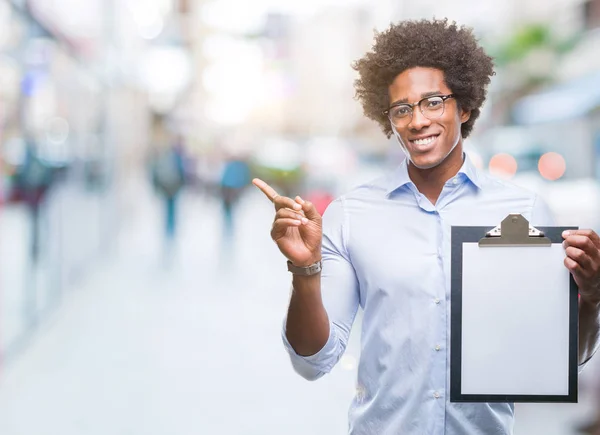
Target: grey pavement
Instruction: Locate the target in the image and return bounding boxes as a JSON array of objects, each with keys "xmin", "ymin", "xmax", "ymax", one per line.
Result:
[{"xmin": 0, "ymin": 183, "xmax": 597, "ymax": 434}]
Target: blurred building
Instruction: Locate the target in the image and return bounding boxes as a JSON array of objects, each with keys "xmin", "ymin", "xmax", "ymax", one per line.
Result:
[
  {"xmin": 0, "ymin": 0, "xmax": 196, "ymax": 361},
  {"xmin": 509, "ymin": 0, "xmax": 600, "ymax": 178}
]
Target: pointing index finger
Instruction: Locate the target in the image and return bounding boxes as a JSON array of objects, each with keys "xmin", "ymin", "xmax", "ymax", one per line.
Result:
[{"xmin": 252, "ymin": 178, "xmax": 279, "ymax": 202}]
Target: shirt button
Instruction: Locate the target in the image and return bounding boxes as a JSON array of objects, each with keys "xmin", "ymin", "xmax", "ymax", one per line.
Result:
[
  {"xmin": 434, "ymin": 392, "xmax": 441, "ymax": 399},
  {"xmin": 434, "ymin": 298, "xmax": 440, "ymax": 305},
  {"xmin": 435, "ymin": 345, "xmax": 441, "ymax": 351},
  {"xmin": 452, "ymin": 177, "xmax": 459, "ymax": 185}
]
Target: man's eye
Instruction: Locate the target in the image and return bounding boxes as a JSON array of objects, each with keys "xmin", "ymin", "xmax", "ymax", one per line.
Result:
[
  {"xmin": 392, "ymin": 106, "xmax": 411, "ymax": 117},
  {"xmin": 426, "ymin": 99, "xmax": 442, "ymax": 108}
]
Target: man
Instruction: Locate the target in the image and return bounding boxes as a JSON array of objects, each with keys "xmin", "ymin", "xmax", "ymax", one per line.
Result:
[
  {"xmin": 253, "ymin": 19, "xmax": 600, "ymax": 434},
  {"xmin": 150, "ymin": 132, "xmax": 186, "ymax": 246}
]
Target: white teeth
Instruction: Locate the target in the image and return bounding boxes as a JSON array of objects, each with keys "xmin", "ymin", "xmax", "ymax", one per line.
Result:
[{"xmin": 413, "ymin": 136, "xmax": 437, "ymax": 145}]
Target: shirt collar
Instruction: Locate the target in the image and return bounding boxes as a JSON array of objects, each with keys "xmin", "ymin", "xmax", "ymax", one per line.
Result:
[
  {"xmin": 459, "ymin": 152, "xmax": 482, "ymax": 189},
  {"xmin": 386, "ymin": 153, "xmax": 482, "ymax": 196}
]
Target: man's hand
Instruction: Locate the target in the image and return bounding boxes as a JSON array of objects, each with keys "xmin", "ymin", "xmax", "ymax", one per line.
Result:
[
  {"xmin": 252, "ymin": 178, "xmax": 323, "ymax": 267},
  {"xmin": 563, "ymin": 229, "xmax": 600, "ymax": 303}
]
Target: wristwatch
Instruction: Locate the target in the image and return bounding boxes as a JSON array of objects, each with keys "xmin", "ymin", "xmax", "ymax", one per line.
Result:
[{"xmin": 287, "ymin": 260, "xmax": 322, "ymax": 276}]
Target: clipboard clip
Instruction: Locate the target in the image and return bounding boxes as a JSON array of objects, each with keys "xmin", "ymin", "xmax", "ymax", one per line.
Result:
[{"xmin": 479, "ymin": 213, "xmax": 551, "ymax": 247}]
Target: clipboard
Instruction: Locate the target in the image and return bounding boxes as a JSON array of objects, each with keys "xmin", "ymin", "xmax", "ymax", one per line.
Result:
[{"xmin": 450, "ymin": 214, "xmax": 579, "ymax": 403}]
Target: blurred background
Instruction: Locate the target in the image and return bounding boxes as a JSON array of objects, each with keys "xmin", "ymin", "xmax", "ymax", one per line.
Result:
[{"xmin": 0, "ymin": 0, "xmax": 598, "ymax": 434}]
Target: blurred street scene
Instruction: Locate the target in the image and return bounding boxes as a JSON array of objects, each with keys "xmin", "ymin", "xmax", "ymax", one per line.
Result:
[{"xmin": 0, "ymin": 0, "xmax": 600, "ymax": 433}]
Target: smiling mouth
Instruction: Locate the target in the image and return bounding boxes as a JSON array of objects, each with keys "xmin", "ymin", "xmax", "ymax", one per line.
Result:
[{"xmin": 409, "ymin": 134, "xmax": 439, "ymax": 146}]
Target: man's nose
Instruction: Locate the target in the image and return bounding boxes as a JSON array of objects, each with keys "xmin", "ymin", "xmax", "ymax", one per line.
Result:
[{"xmin": 408, "ymin": 108, "xmax": 431, "ymax": 130}]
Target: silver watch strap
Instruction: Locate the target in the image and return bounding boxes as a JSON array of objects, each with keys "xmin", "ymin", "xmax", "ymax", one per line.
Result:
[{"xmin": 287, "ymin": 260, "xmax": 322, "ymax": 276}]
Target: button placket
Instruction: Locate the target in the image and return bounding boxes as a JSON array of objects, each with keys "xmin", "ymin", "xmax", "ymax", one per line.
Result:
[{"xmin": 431, "ymin": 212, "xmax": 446, "ymax": 407}]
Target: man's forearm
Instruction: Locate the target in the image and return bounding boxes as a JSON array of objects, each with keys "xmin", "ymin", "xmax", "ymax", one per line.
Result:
[
  {"xmin": 285, "ymin": 273, "xmax": 330, "ymax": 357},
  {"xmin": 579, "ymin": 298, "xmax": 600, "ymax": 364}
]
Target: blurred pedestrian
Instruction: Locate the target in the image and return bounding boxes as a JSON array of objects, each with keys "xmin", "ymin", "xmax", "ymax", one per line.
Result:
[
  {"xmin": 150, "ymin": 134, "xmax": 186, "ymax": 246},
  {"xmin": 13, "ymin": 141, "xmax": 54, "ymax": 262},
  {"xmin": 252, "ymin": 18, "xmax": 600, "ymax": 434},
  {"xmin": 219, "ymin": 155, "xmax": 250, "ymax": 236}
]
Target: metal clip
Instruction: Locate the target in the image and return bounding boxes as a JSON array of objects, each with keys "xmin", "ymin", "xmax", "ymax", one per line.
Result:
[{"xmin": 479, "ymin": 213, "xmax": 551, "ymax": 247}]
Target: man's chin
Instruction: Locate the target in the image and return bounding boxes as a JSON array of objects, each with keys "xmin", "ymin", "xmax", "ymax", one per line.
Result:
[{"xmin": 408, "ymin": 154, "xmax": 444, "ymax": 170}]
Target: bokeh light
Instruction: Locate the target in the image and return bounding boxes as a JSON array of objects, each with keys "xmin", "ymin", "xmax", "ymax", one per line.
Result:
[
  {"xmin": 538, "ymin": 152, "xmax": 566, "ymax": 181},
  {"xmin": 488, "ymin": 153, "xmax": 518, "ymax": 179}
]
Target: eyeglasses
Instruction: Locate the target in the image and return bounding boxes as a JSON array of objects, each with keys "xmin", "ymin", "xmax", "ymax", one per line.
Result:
[{"xmin": 383, "ymin": 94, "xmax": 455, "ymax": 127}]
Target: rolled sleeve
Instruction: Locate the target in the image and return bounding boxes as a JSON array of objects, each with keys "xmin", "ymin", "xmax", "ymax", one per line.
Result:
[
  {"xmin": 579, "ymin": 356, "xmax": 594, "ymax": 373},
  {"xmin": 282, "ymin": 197, "xmax": 360, "ymax": 381},
  {"xmin": 281, "ymin": 321, "xmax": 341, "ymax": 380}
]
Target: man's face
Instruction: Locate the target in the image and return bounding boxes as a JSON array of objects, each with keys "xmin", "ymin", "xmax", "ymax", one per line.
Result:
[{"xmin": 387, "ymin": 67, "xmax": 470, "ymax": 170}]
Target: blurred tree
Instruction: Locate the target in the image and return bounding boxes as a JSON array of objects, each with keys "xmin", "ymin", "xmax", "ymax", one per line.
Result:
[
  {"xmin": 483, "ymin": 23, "xmax": 582, "ymax": 125},
  {"xmin": 492, "ymin": 24, "xmax": 579, "ymax": 66}
]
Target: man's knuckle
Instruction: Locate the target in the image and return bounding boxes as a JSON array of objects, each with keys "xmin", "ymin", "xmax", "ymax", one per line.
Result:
[{"xmin": 584, "ymin": 238, "xmax": 596, "ymax": 251}]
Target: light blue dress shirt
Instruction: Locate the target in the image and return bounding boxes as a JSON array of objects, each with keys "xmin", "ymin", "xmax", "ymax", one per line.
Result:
[{"xmin": 282, "ymin": 155, "xmax": 556, "ymax": 435}]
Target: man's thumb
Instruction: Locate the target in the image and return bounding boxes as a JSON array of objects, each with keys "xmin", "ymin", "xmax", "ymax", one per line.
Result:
[{"xmin": 300, "ymin": 198, "xmax": 321, "ymax": 221}]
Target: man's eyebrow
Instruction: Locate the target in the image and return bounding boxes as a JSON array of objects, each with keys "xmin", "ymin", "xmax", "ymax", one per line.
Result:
[
  {"xmin": 389, "ymin": 90, "xmax": 443, "ymax": 106},
  {"xmin": 421, "ymin": 90, "xmax": 443, "ymax": 98}
]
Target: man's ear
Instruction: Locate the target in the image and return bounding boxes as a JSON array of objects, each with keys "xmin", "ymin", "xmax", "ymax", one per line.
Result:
[{"xmin": 461, "ymin": 109, "xmax": 471, "ymax": 124}]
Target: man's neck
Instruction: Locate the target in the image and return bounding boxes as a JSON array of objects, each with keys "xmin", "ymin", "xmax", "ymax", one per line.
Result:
[{"xmin": 407, "ymin": 146, "xmax": 464, "ymax": 205}]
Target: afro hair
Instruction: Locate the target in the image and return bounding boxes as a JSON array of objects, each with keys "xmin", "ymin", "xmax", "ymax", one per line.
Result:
[{"xmin": 352, "ymin": 18, "xmax": 495, "ymax": 139}]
